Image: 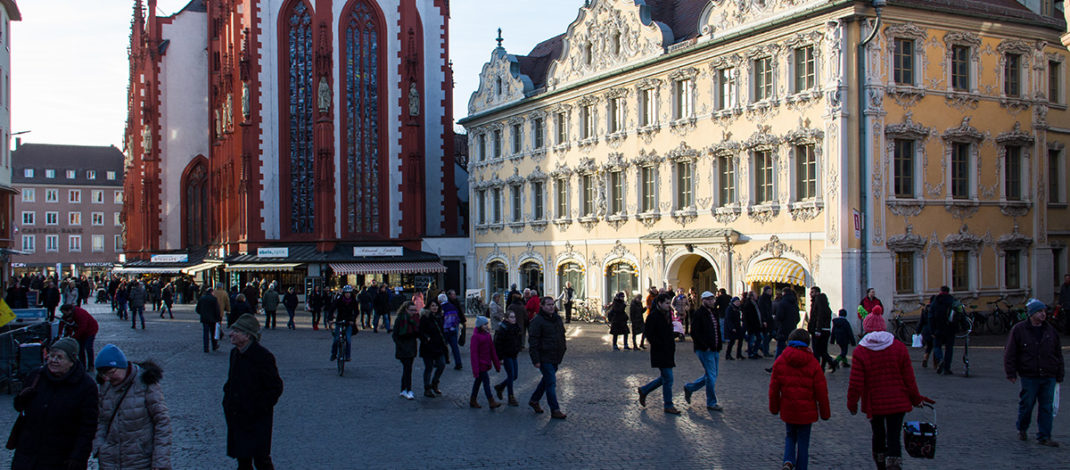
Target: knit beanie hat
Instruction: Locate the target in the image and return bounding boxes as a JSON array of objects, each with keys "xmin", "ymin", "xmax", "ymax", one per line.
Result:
[
  {"xmin": 438, "ymin": 293, "xmax": 449, "ymax": 304},
  {"xmin": 863, "ymin": 307, "xmax": 886, "ymax": 333},
  {"xmin": 1027, "ymin": 298, "xmax": 1047, "ymax": 317},
  {"xmin": 230, "ymin": 314, "xmax": 261, "ymax": 342},
  {"xmin": 95, "ymin": 344, "xmax": 128, "ymax": 370},
  {"xmin": 475, "ymin": 315, "xmax": 489, "ymax": 328},
  {"xmin": 50, "ymin": 337, "xmax": 80, "ymax": 363}
]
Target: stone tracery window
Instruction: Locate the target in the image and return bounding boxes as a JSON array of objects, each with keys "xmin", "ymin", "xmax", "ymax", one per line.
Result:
[
  {"xmin": 183, "ymin": 159, "xmax": 210, "ymax": 247},
  {"xmin": 282, "ymin": 1, "xmax": 315, "ymax": 234},
  {"xmin": 342, "ymin": 0, "xmax": 384, "ymax": 235}
]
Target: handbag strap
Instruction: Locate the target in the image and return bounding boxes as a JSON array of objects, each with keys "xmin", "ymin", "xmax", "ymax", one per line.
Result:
[{"xmin": 104, "ymin": 381, "xmax": 134, "ymax": 437}]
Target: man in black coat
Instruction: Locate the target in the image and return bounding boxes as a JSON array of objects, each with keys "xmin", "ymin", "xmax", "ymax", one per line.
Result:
[
  {"xmin": 528, "ymin": 296, "xmax": 567, "ymax": 419},
  {"xmin": 773, "ymin": 288, "xmax": 800, "ymax": 359},
  {"xmin": 1004, "ymin": 299, "xmax": 1065, "ymax": 446},
  {"xmin": 683, "ymin": 291, "xmax": 724, "ymax": 411},
  {"xmin": 223, "ymin": 314, "xmax": 284, "ymax": 470},
  {"xmin": 638, "ymin": 292, "xmax": 681, "ymax": 415},
  {"xmin": 196, "ymin": 287, "xmax": 222, "ymax": 352},
  {"xmin": 39, "ymin": 280, "xmax": 61, "ymax": 321},
  {"xmin": 758, "ymin": 286, "xmax": 774, "ymax": 356},
  {"xmin": 11, "ymin": 337, "xmax": 98, "ymax": 470},
  {"xmin": 929, "ymin": 286, "xmax": 957, "ymax": 375}
]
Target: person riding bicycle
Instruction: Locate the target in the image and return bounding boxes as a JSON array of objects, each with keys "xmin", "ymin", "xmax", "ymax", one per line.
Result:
[{"xmin": 330, "ymin": 286, "xmax": 359, "ymax": 362}]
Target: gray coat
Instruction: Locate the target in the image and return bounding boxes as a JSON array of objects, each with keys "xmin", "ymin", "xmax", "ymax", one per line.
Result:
[
  {"xmin": 94, "ymin": 362, "xmax": 171, "ymax": 470},
  {"xmin": 261, "ymin": 289, "xmax": 280, "ymax": 312}
]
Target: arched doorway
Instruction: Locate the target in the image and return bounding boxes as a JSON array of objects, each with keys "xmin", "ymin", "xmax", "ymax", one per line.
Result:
[
  {"xmin": 667, "ymin": 254, "xmax": 718, "ymax": 293},
  {"xmin": 557, "ymin": 261, "xmax": 585, "ymax": 299},
  {"xmin": 605, "ymin": 261, "xmax": 638, "ymax": 301},
  {"xmin": 519, "ymin": 261, "xmax": 544, "ymax": 295},
  {"xmin": 486, "ymin": 261, "xmax": 508, "ymax": 298}
]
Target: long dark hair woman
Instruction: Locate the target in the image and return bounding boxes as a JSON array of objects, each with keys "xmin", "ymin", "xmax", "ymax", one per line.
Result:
[
  {"xmin": 608, "ymin": 292, "xmax": 631, "ymax": 350},
  {"xmin": 419, "ymin": 299, "xmax": 448, "ymax": 397},
  {"xmin": 393, "ymin": 301, "xmax": 420, "ymax": 400}
]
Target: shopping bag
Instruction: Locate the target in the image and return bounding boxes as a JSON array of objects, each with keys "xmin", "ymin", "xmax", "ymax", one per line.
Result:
[
  {"xmin": 911, "ymin": 334, "xmax": 923, "ymax": 348},
  {"xmin": 214, "ymin": 323, "xmax": 222, "ymax": 341}
]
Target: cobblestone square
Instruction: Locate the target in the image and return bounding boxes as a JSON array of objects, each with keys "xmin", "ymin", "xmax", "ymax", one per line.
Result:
[{"xmin": 1, "ymin": 303, "xmax": 1067, "ymax": 469}]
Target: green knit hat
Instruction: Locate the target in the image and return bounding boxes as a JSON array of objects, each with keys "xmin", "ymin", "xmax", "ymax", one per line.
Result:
[
  {"xmin": 230, "ymin": 314, "xmax": 261, "ymax": 342},
  {"xmin": 50, "ymin": 337, "xmax": 80, "ymax": 363}
]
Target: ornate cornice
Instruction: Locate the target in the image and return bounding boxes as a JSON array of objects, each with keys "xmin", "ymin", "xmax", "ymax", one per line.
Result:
[
  {"xmin": 941, "ymin": 117, "xmax": 984, "ymax": 142},
  {"xmin": 995, "ymin": 122, "xmax": 1035, "ymax": 146}
]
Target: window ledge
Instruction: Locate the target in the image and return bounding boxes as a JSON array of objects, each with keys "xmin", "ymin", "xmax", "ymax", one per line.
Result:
[
  {"xmin": 507, "ymin": 221, "xmax": 526, "ymax": 228},
  {"xmin": 552, "ymin": 217, "xmax": 572, "ymax": 227},
  {"xmin": 577, "ymin": 215, "xmax": 598, "ymax": 223},
  {"xmin": 887, "ymin": 85, "xmax": 925, "ymax": 97},
  {"xmin": 552, "ymin": 143, "xmax": 571, "ymax": 153},
  {"xmin": 999, "ymin": 97, "xmax": 1031, "ymax": 110},
  {"xmin": 999, "ymin": 200, "xmax": 1032, "ymax": 217},
  {"xmin": 747, "ymin": 203, "xmax": 780, "ymax": 223},
  {"xmin": 886, "ymin": 199, "xmax": 926, "ymax": 216},
  {"xmin": 606, "ymin": 214, "xmax": 629, "ymax": 222},
  {"xmin": 1047, "ymin": 203, "xmax": 1068, "ymax": 209},
  {"xmin": 785, "ymin": 90, "xmax": 820, "ymax": 103},
  {"xmin": 712, "ymin": 107, "xmax": 743, "ymax": 119},
  {"xmin": 671, "ymin": 208, "xmax": 698, "ymax": 225},
  {"xmin": 507, "ymin": 153, "xmax": 525, "ymax": 162},
  {"xmin": 668, "ymin": 117, "xmax": 697, "ymax": 129},
  {"xmin": 606, "ymin": 131, "xmax": 628, "ymax": 142},
  {"xmin": 788, "ymin": 200, "xmax": 823, "ymax": 221},
  {"xmin": 636, "ymin": 124, "xmax": 661, "ymax": 136},
  {"xmin": 577, "ymin": 137, "xmax": 599, "ymax": 148},
  {"xmin": 530, "ymin": 219, "xmax": 549, "ymax": 227},
  {"xmin": 746, "ymin": 99, "xmax": 779, "ymax": 113},
  {"xmin": 487, "ymin": 223, "xmax": 505, "ymax": 232}
]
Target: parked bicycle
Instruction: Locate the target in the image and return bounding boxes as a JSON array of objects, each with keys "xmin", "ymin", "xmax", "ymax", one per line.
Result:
[
  {"xmin": 572, "ymin": 298, "xmax": 607, "ymax": 323},
  {"xmin": 956, "ymin": 310, "xmax": 974, "ymax": 377},
  {"xmin": 890, "ymin": 309, "xmax": 918, "ymax": 345},
  {"xmin": 986, "ymin": 295, "xmax": 1026, "ymax": 335}
]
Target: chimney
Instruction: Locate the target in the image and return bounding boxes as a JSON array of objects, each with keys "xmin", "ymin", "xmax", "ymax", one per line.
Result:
[{"xmin": 14, "ymin": 137, "xmax": 20, "ymax": 150}]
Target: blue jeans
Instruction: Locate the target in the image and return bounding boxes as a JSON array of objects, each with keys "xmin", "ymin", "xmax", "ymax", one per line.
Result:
[
  {"xmin": 445, "ymin": 329, "xmax": 462, "ymax": 366},
  {"xmin": 530, "ymin": 362, "xmax": 560, "ymax": 411},
  {"xmin": 130, "ymin": 306, "xmax": 145, "ymax": 328},
  {"xmin": 1017, "ymin": 376, "xmax": 1057, "ymax": 440},
  {"xmin": 201, "ymin": 323, "xmax": 214, "ymax": 352},
  {"xmin": 784, "ymin": 423, "xmax": 812, "ymax": 470},
  {"xmin": 761, "ymin": 331, "xmax": 773, "ymax": 356},
  {"xmin": 684, "ymin": 350, "xmax": 719, "ymax": 407},
  {"xmin": 498, "ymin": 357, "xmax": 518, "ymax": 396},
  {"xmin": 640, "ymin": 367, "xmax": 674, "ymax": 408},
  {"xmin": 79, "ymin": 334, "xmax": 95, "ymax": 368},
  {"xmin": 286, "ymin": 307, "xmax": 296, "ymax": 328},
  {"xmin": 372, "ymin": 308, "xmax": 391, "ymax": 331},
  {"xmin": 933, "ymin": 334, "xmax": 954, "ymax": 372},
  {"xmin": 719, "ymin": 318, "xmax": 726, "ymax": 342},
  {"xmin": 331, "ymin": 323, "xmax": 353, "ymax": 360},
  {"xmin": 775, "ymin": 337, "xmax": 787, "ymax": 359},
  {"xmin": 746, "ymin": 333, "xmax": 761, "ymax": 356}
]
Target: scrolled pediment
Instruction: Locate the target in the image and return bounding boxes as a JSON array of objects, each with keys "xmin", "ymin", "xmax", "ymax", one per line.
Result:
[
  {"xmin": 943, "ymin": 227, "xmax": 983, "ymax": 252},
  {"xmin": 995, "ymin": 122, "xmax": 1034, "ymax": 146},
  {"xmin": 887, "ymin": 227, "xmax": 927, "ymax": 252},
  {"xmin": 468, "ymin": 48, "xmax": 534, "ymax": 115},
  {"xmin": 997, "ymin": 232, "xmax": 1033, "ymax": 251},
  {"xmin": 667, "ymin": 142, "xmax": 699, "ymax": 161},
  {"xmin": 631, "ymin": 148, "xmax": 663, "ymax": 166},
  {"xmin": 885, "ymin": 113, "xmax": 933, "ymax": 140},
  {"xmin": 942, "ymin": 117, "xmax": 984, "ymax": 142},
  {"xmin": 699, "ymin": 0, "xmax": 831, "ymax": 40},
  {"xmin": 546, "ymin": 0, "xmax": 672, "ymax": 90},
  {"xmin": 883, "ymin": 22, "xmax": 926, "ymax": 42}
]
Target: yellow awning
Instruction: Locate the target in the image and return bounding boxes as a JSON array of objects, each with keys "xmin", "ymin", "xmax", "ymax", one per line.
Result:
[
  {"xmin": 745, "ymin": 258, "xmax": 806, "ymax": 285},
  {"xmin": 182, "ymin": 261, "xmax": 223, "ymax": 275},
  {"xmin": 225, "ymin": 263, "xmax": 303, "ymax": 273}
]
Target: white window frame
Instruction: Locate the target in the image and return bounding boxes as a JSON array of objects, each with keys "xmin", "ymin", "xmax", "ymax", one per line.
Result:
[
  {"xmin": 114, "ymin": 234, "xmax": 124, "ymax": 252},
  {"xmin": 1000, "ymin": 144, "xmax": 1027, "ymax": 202},
  {"xmin": 890, "ymin": 138, "xmax": 923, "ymax": 200},
  {"xmin": 22, "ymin": 168, "xmax": 32, "ymax": 178},
  {"xmin": 106, "ymin": 171, "xmax": 117, "ymax": 181},
  {"xmin": 509, "ymin": 184, "xmax": 523, "ymax": 223},
  {"xmin": 20, "ymin": 211, "xmax": 34, "ymax": 225},
  {"xmin": 607, "ymin": 169, "xmax": 625, "ymax": 216},
  {"xmin": 86, "ymin": 170, "xmax": 96, "ymax": 180},
  {"xmin": 530, "ymin": 180, "xmax": 546, "ymax": 221},
  {"xmin": 44, "ymin": 169, "xmax": 54, "ymax": 179},
  {"xmin": 65, "ymin": 170, "xmax": 76, "ymax": 179},
  {"xmin": 45, "ymin": 234, "xmax": 58, "ymax": 252},
  {"xmin": 68, "ymin": 211, "xmax": 81, "ymax": 226},
  {"xmin": 91, "ymin": 212, "xmax": 104, "ymax": 226},
  {"xmin": 947, "ymin": 141, "xmax": 978, "ymax": 201},
  {"xmin": 68, "ymin": 189, "xmax": 81, "ymax": 204},
  {"xmin": 45, "ymin": 211, "xmax": 58, "ymax": 226},
  {"xmin": 21, "ymin": 235, "xmax": 34, "ymax": 253},
  {"xmin": 638, "ymin": 165, "xmax": 658, "ymax": 214},
  {"xmin": 714, "ymin": 154, "xmax": 737, "ymax": 207},
  {"xmin": 608, "ymin": 97, "xmax": 625, "ymax": 135},
  {"xmin": 45, "ymin": 188, "xmax": 58, "ymax": 203},
  {"xmin": 1049, "ymin": 145, "xmax": 1066, "ymax": 206},
  {"xmin": 1002, "ymin": 52, "xmax": 1024, "ymax": 99},
  {"xmin": 91, "ymin": 234, "xmax": 105, "ymax": 252},
  {"xmin": 113, "ymin": 212, "xmax": 122, "ymax": 227},
  {"xmin": 553, "ymin": 176, "xmax": 570, "ymax": 220},
  {"xmin": 491, "ymin": 187, "xmax": 502, "ymax": 224},
  {"xmin": 20, "ymin": 188, "xmax": 34, "ymax": 203},
  {"xmin": 948, "ymin": 249, "xmax": 976, "ymax": 294},
  {"xmin": 790, "ymin": 143, "xmax": 819, "ymax": 202},
  {"xmin": 580, "ymin": 104, "xmax": 595, "ymax": 140},
  {"xmin": 751, "ymin": 149, "xmax": 777, "ymax": 205},
  {"xmin": 68, "ymin": 234, "xmax": 82, "ymax": 253},
  {"xmin": 91, "ymin": 190, "xmax": 104, "ymax": 204},
  {"xmin": 751, "ymin": 56, "xmax": 775, "ymax": 102},
  {"xmin": 714, "ymin": 66, "xmax": 738, "ymax": 111},
  {"xmin": 639, "ymin": 87, "xmax": 657, "ymax": 127},
  {"xmin": 672, "ymin": 159, "xmax": 696, "ymax": 212},
  {"xmin": 114, "ymin": 191, "xmax": 123, "ymax": 204},
  {"xmin": 511, "ymin": 123, "xmax": 523, "ymax": 155},
  {"xmin": 672, "ymin": 78, "xmax": 694, "ymax": 120},
  {"xmin": 791, "ymin": 45, "xmax": 816, "ymax": 93},
  {"xmin": 532, "ymin": 117, "xmax": 545, "ymax": 149}
]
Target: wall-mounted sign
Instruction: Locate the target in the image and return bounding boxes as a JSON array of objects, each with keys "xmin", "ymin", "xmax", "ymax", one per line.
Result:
[
  {"xmin": 151, "ymin": 254, "xmax": 188, "ymax": 263},
  {"xmin": 257, "ymin": 247, "xmax": 290, "ymax": 258},
  {"xmin": 353, "ymin": 246, "xmax": 403, "ymax": 257}
]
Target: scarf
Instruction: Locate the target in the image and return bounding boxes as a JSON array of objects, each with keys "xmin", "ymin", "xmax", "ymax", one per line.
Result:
[{"xmin": 395, "ymin": 311, "xmax": 417, "ymax": 336}]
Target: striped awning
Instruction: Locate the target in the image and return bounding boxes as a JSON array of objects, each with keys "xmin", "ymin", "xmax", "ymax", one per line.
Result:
[
  {"xmin": 182, "ymin": 261, "xmax": 223, "ymax": 275},
  {"xmin": 113, "ymin": 267, "xmax": 185, "ymax": 274},
  {"xmin": 744, "ymin": 258, "xmax": 806, "ymax": 285},
  {"xmin": 330, "ymin": 262, "xmax": 447, "ymax": 275},
  {"xmin": 225, "ymin": 263, "xmax": 303, "ymax": 273}
]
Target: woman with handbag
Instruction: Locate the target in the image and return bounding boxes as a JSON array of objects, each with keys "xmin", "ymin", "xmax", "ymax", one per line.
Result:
[
  {"xmin": 392, "ymin": 302, "xmax": 420, "ymax": 400},
  {"xmin": 608, "ymin": 292, "xmax": 631, "ymax": 350},
  {"xmin": 93, "ymin": 344, "xmax": 172, "ymax": 470},
  {"xmin": 419, "ymin": 299, "xmax": 448, "ymax": 397},
  {"xmin": 9, "ymin": 337, "xmax": 99, "ymax": 470}
]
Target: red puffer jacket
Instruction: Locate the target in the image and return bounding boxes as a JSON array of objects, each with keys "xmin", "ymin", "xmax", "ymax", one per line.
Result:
[
  {"xmin": 769, "ymin": 346, "xmax": 831, "ymax": 424},
  {"xmin": 847, "ymin": 331, "xmax": 924, "ymax": 418}
]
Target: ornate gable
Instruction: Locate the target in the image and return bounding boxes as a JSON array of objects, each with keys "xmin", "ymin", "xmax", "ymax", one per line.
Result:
[
  {"xmin": 468, "ymin": 48, "xmax": 535, "ymax": 115},
  {"xmin": 699, "ymin": 0, "xmax": 829, "ymax": 39},
  {"xmin": 545, "ymin": 0, "xmax": 672, "ymax": 90}
]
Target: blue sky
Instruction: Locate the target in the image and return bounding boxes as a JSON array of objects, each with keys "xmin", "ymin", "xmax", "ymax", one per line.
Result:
[{"xmin": 10, "ymin": 0, "xmax": 583, "ymax": 148}]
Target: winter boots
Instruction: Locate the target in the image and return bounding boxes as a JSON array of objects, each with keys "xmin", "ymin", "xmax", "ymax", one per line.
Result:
[
  {"xmin": 873, "ymin": 452, "xmax": 886, "ymax": 470},
  {"xmin": 508, "ymin": 395, "xmax": 519, "ymax": 406},
  {"xmin": 470, "ymin": 394, "xmax": 501, "ymax": 409},
  {"xmin": 885, "ymin": 456, "xmax": 902, "ymax": 470}
]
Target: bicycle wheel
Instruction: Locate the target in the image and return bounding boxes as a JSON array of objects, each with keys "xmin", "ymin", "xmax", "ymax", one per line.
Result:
[
  {"xmin": 988, "ymin": 312, "xmax": 1006, "ymax": 335},
  {"xmin": 337, "ymin": 340, "xmax": 345, "ymax": 376}
]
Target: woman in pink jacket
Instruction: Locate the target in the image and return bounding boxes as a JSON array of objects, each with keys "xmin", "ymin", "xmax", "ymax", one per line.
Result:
[{"xmin": 469, "ymin": 316, "xmax": 501, "ymax": 409}]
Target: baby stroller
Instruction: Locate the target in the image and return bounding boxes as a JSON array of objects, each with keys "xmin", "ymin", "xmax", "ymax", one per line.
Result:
[
  {"xmin": 903, "ymin": 403, "xmax": 938, "ymax": 459},
  {"xmin": 95, "ymin": 288, "xmax": 109, "ymax": 304}
]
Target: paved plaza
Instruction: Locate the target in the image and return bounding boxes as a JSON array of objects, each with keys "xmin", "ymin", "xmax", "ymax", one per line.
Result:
[{"xmin": 0, "ymin": 302, "xmax": 1067, "ymax": 469}]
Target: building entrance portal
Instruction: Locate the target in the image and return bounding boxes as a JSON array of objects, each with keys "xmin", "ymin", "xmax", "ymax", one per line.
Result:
[{"xmin": 668, "ymin": 254, "xmax": 717, "ymax": 293}]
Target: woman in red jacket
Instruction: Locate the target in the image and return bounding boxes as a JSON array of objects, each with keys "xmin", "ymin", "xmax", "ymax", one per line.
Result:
[
  {"xmin": 769, "ymin": 329, "xmax": 831, "ymax": 470},
  {"xmin": 847, "ymin": 307, "xmax": 934, "ymax": 470},
  {"xmin": 469, "ymin": 316, "xmax": 501, "ymax": 409}
]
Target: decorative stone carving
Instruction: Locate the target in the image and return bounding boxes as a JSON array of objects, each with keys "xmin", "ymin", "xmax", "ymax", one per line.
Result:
[
  {"xmin": 700, "ymin": 1, "xmax": 829, "ymax": 39},
  {"xmin": 788, "ymin": 200, "xmax": 822, "ymax": 221},
  {"xmin": 468, "ymin": 48, "xmax": 534, "ymax": 114},
  {"xmin": 942, "ymin": 226, "xmax": 983, "ymax": 252},
  {"xmin": 941, "ymin": 117, "xmax": 984, "ymax": 142},
  {"xmin": 714, "ymin": 204, "xmax": 743, "ymax": 224},
  {"xmin": 887, "ymin": 226, "xmax": 927, "ymax": 252},
  {"xmin": 884, "ymin": 113, "xmax": 933, "ymax": 140},
  {"xmin": 743, "ymin": 126, "xmax": 780, "ymax": 150},
  {"xmin": 997, "ymin": 231, "xmax": 1033, "ymax": 251},
  {"xmin": 546, "ymin": 0, "xmax": 671, "ymax": 89},
  {"xmin": 743, "ymin": 234, "xmax": 810, "ymax": 269},
  {"xmin": 747, "ymin": 203, "xmax": 780, "ymax": 223},
  {"xmin": 887, "ymin": 200, "xmax": 924, "ymax": 217},
  {"xmin": 995, "ymin": 122, "xmax": 1035, "ymax": 146}
]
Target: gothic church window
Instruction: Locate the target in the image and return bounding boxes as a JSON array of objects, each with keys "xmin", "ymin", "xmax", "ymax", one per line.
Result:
[
  {"xmin": 342, "ymin": 0, "xmax": 384, "ymax": 235},
  {"xmin": 283, "ymin": 1, "xmax": 316, "ymax": 234}
]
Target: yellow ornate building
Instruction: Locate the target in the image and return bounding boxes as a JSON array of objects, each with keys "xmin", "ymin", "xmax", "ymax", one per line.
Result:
[{"xmin": 459, "ymin": 0, "xmax": 1068, "ymax": 321}]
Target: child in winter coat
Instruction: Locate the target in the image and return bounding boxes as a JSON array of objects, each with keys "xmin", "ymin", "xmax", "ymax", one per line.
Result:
[
  {"xmin": 831, "ymin": 309, "xmax": 856, "ymax": 369},
  {"xmin": 469, "ymin": 316, "xmax": 501, "ymax": 409},
  {"xmin": 493, "ymin": 311, "xmax": 523, "ymax": 406},
  {"xmin": 769, "ymin": 329, "xmax": 831, "ymax": 470}
]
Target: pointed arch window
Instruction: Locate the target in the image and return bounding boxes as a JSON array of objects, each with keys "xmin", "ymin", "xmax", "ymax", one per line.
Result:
[
  {"xmin": 281, "ymin": 1, "xmax": 315, "ymax": 234},
  {"xmin": 341, "ymin": 1, "xmax": 384, "ymax": 236},
  {"xmin": 183, "ymin": 159, "xmax": 210, "ymax": 247}
]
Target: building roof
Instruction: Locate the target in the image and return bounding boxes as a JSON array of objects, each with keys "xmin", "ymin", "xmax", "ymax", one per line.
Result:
[
  {"xmin": 515, "ymin": 34, "xmax": 565, "ymax": 91},
  {"xmin": 12, "ymin": 144, "xmax": 125, "ymax": 186},
  {"xmin": 0, "ymin": 0, "xmax": 20, "ymax": 21},
  {"xmin": 891, "ymin": 0, "xmax": 1064, "ymax": 28}
]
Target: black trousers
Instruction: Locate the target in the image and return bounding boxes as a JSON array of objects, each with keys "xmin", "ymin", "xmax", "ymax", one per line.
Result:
[
  {"xmin": 236, "ymin": 456, "xmax": 274, "ymax": 470},
  {"xmin": 564, "ymin": 301, "xmax": 572, "ymax": 323},
  {"xmin": 400, "ymin": 357, "xmax": 414, "ymax": 391},
  {"xmin": 812, "ymin": 332, "xmax": 833, "ymax": 368},
  {"xmin": 871, "ymin": 412, "xmax": 906, "ymax": 458}
]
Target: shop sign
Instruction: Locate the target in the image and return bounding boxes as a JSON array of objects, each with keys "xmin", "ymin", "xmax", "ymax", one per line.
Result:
[
  {"xmin": 151, "ymin": 254, "xmax": 188, "ymax": 263},
  {"xmin": 10, "ymin": 263, "xmax": 25, "ymax": 268},
  {"xmin": 353, "ymin": 246, "xmax": 402, "ymax": 257},
  {"xmin": 257, "ymin": 247, "xmax": 290, "ymax": 258}
]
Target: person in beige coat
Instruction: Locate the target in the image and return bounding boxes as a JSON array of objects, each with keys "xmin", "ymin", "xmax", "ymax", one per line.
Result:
[{"xmin": 93, "ymin": 344, "xmax": 172, "ymax": 470}]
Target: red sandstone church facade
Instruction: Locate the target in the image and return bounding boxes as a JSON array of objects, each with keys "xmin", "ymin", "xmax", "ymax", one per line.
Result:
[{"xmin": 121, "ymin": 0, "xmax": 467, "ymax": 290}]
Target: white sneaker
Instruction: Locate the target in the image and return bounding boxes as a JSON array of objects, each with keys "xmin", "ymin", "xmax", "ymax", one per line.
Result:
[
  {"xmin": 405, "ymin": 391, "xmax": 415, "ymax": 400},
  {"xmin": 399, "ymin": 391, "xmax": 407, "ymax": 399}
]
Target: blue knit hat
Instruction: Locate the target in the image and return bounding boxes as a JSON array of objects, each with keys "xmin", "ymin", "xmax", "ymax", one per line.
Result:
[
  {"xmin": 95, "ymin": 344, "xmax": 128, "ymax": 370},
  {"xmin": 1026, "ymin": 298, "xmax": 1047, "ymax": 317}
]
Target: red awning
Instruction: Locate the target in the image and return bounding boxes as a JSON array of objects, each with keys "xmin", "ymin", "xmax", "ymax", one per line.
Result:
[{"xmin": 330, "ymin": 262, "xmax": 447, "ymax": 275}]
